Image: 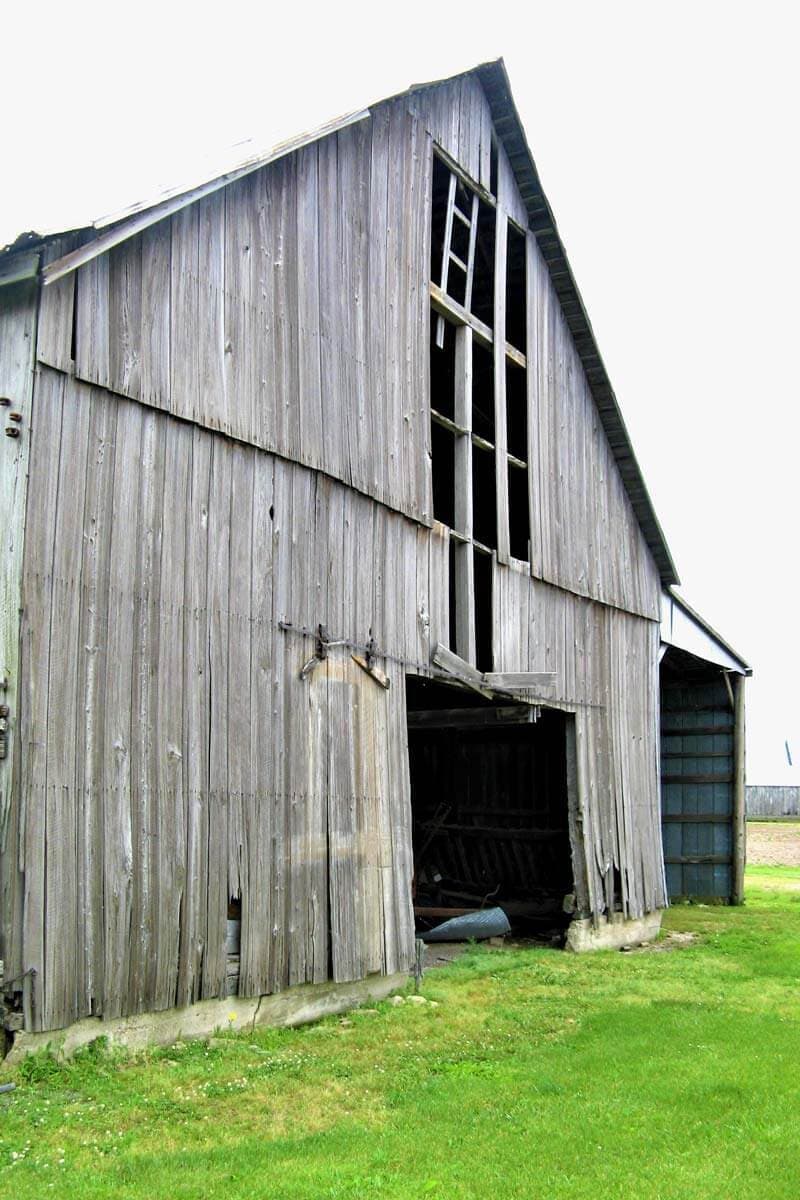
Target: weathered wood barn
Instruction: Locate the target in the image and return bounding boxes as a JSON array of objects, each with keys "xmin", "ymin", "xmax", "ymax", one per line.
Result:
[{"xmin": 0, "ymin": 59, "xmax": 738, "ymax": 1049}]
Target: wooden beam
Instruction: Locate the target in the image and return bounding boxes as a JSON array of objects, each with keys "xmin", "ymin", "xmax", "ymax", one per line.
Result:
[
  {"xmin": 407, "ymin": 705, "xmax": 536, "ymax": 729},
  {"xmin": 483, "ymin": 671, "xmax": 556, "ymax": 691},
  {"xmin": 429, "ymin": 282, "xmax": 494, "ymax": 350}
]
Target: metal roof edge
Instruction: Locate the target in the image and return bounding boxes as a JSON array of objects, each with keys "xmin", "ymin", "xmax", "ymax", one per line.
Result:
[
  {"xmin": 40, "ymin": 106, "xmax": 371, "ymax": 287},
  {"xmin": 663, "ymin": 588, "xmax": 751, "ymax": 675}
]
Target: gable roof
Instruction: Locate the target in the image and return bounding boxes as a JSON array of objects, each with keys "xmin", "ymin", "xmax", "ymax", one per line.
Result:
[{"xmin": 2, "ymin": 59, "xmax": 679, "ymax": 587}]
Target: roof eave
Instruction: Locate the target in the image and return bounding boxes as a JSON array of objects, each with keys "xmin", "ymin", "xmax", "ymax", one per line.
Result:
[{"xmin": 474, "ymin": 59, "xmax": 679, "ymax": 588}]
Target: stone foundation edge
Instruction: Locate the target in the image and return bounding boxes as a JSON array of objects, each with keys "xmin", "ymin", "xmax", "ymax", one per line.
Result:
[
  {"xmin": 4, "ymin": 971, "xmax": 409, "ymax": 1065},
  {"xmin": 566, "ymin": 909, "xmax": 663, "ymax": 953}
]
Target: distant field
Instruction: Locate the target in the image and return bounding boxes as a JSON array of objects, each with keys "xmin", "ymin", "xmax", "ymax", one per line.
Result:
[
  {"xmin": 2, "ymin": 870, "xmax": 800, "ymax": 1199},
  {"xmin": 747, "ymin": 820, "xmax": 800, "ymax": 866}
]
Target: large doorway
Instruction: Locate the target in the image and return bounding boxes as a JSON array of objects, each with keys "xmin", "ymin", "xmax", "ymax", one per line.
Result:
[{"xmin": 406, "ymin": 676, "xmax": 575, "ymax": 941}]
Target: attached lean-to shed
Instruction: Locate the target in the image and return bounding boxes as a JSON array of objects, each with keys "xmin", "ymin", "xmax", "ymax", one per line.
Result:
[
  {"xmin": 660, "ymin": 591, "xmax": 750, "ymax": 903},
  {"xmin": 0, "ymin": 59, "xmax": 733, "ymax": 1054}
]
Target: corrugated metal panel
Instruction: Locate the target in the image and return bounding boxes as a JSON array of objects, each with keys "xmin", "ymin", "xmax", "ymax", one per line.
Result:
[{"xmin": 661, "ymin": 678, "xmax": 735, "ymax": 901}]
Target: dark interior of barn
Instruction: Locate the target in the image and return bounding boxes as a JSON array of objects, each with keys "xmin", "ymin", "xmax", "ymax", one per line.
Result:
[{"xmin": 406, "ymin": 676, "xmax": 575, "ymax": 943}]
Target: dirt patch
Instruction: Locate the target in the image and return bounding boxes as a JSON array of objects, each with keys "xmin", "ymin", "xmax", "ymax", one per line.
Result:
[
  {"xmin": 746, "ymin": 821, "xmax": 800, "ymax": 867},
  {"xmin": 623, "ymin": 931, "xmax": 697, "ymax": 954}
]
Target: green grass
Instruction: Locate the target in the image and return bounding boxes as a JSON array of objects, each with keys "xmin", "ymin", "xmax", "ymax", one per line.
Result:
[{"xmin": 2, "ymin": 868, "xmax": 799, "ymax": 1199}]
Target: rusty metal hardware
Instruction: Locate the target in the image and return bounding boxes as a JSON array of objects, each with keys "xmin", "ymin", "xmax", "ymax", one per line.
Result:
[
  {"xmin": 8, "ymin": 411, "xmax": 22, "ymax": 422},
  {"xmin": 5, "ymin": 427, "xmax": 19, "ymax": 438},
  {"xmin": 0, "ymin": 397, "xmax": 10, "ymax": 407},
  {"xmin": 0, "ymin": 704, "xmax": 8, "ymax": 718}
]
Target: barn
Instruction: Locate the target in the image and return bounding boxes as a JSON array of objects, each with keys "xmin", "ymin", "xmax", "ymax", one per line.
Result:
[{"xmin": 0, "ymin": 60, "xmax": 737, "ymax": 1053}]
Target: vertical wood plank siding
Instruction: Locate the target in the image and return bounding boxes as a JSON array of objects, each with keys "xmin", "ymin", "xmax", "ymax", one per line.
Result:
[
  {"xmin": 34, "ymin": 81, "xmax": 658, "ymax": 624},
  {"xmin": 6, "ymin": 77, "xmax": 667, "ymax": 1032}
]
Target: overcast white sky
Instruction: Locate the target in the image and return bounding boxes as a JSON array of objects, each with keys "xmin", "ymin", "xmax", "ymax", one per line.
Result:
[{"xmin": 5, "ymin": 0, "xmax": 798, "ymax": 783}]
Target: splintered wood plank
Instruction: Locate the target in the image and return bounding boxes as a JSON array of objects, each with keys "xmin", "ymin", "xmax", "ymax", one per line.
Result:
[
  {"xmin": 108, "ymin": 237, "xmax": 143, "ymax": 399},
  {"xmin": 271, "ymin": 157, "xmax": 301, "ymax": 462},
  {"xmin": 384, "ymin": 104, "xmax": 406, "ymax": 513},
  {"xmin": 71, "ymin": 383, "xmax": 114, "ymax": 1019},
  {"xmin": 269, "ymin": 459, "xmax": 292, "ymax": 993},
  {"xmin": 342, "ymin": 121, "xmax": 373, "ymax": 499},
  {"xmin": 295, "ymin": 143, "xmax": 324, "ymax": 472},
  {"xmin": 204, "ymin": 436, "xmax": 232, "ymax": 999},
  {"xmin": 388, "ymin": 673, "xmax": 415, "ymax": 972},
  {"xmin": 355, "ymin": 653, "xmax": 385, "ymax": 975},
  {"xmin": 427, "ymin": 522, "xmax": 449, "ymax": 652},
  {"xmin": 140, "ymin": 219, "xmax": 171, "ymax": 408},
  {"xmin": 525, "ymin": 232, "xmax": 544, "ymax": 579},
  {"xmin": 493, "ymin": 209, "xmax": 510, "ymax": 566},
  {"xmin": 197, "ymin": 193, "xmax": 228, "ymax": 436},
  {"xmin": 367, "ymin": 106, "xmax": 390, "ymax": 506},
  {"xmin": 241, "ymin": 452, "xmax": 274, "ymax": 997},
  {"xmin": 0, "ymin": 280, "xmax": 37, "ymax": 877},
  {"xmin": 170, "ymin": 204, "xmax": 201, "ymax": 422},
  {"xmin": 154, "ymin": 415, "xmax": 189, "ymax": 1009},
  {"xmin": 223, "ymin": 175, "xmax": 261, "ymax": 450},
  {"xmin": 19, "ymin": 367, "xmax": 65, "ymax": 1030},
  {"xmin": 37, "ymin": 237, "xmax": 77, "ymax": 371},
  {"xmin": 327, "ymin": 653, "xmax": 363, "ymax": 983},
  {"xmin": 127, "ymin": 406, "xmax": 165, "ymax": 1013},
  {"xmin": 75, "ymin": 253, "xmax": 111, "ymax": 390},
  {"xmin": 317, "ymin": 134, "xmax": 347, "ymax": 486},
  {"xmin": 286, "ymin": 465, "xmax": 314, "ymax": 986},
  {"xmin": 177, "ymin": 427, "xmax": 212, "ymax": 1006},
  {"xmin": 40, "ymin": 374, "xmax": 89, "ymax": 1030},
  {"xmin": 102, "ymin": 398, "xmax": 142, "ymax": 1019},
  {"xmin": 307, "ymin": 472, "xmax": 331, "ymax": 983},
  {"xmin": 416, "ymin": 128, "xmax": 435, "ymax": 524},
  {"xmin": 226, "ymin": 444, "xmax": 254, "ymax": 923}
]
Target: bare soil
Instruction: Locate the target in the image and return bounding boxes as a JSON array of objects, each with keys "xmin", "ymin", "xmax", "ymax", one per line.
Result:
[{"xmin": 746, "ymin": 821, "xmax": 800, "ymax": 867}]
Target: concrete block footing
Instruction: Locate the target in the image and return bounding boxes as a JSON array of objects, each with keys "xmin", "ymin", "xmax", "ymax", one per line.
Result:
[
  {"xmin": 4, "ymin": 971, "xmax": 408, "ymax": 1065},
  {"xmin": 566, "ymin": 909, "xmax": 662, "ymax": 953}
]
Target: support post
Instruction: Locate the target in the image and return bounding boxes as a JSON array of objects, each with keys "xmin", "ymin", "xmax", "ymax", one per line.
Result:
[{"xmin": 731, "ymin": 673, "xmax": 747, "ymax": 905}]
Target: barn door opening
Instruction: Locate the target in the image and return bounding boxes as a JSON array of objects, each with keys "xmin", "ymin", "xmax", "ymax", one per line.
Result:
[{"xmin": 406, "ymin": 676, "xmax": 574, "ymax": 943}]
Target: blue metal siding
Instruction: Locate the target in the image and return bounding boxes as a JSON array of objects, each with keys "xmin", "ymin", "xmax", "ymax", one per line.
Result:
[{"xmin": 661, "ymin": 678, "xmax": 734, "ymax": 901}]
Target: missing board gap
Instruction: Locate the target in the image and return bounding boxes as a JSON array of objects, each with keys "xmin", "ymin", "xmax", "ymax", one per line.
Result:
[
  {"xmin": 506, "ymin": 360, "xmax": 527, "ymax": 462},
  {"xmin": 474, "ymin": 546, "xmax": 493, "ymax": 674},
  {"xmin": 448, "ymin": 537, "xmax": 458, "ymax": 654},
  {"xmin": 430, "ymin": 311, "xmax": 457, "ymax": 421},
  {"xmin": 508, "ymin": 461, "xmax": 530, "ymax": 563},
  {"xmin": 505, "ymin": 222, "xmax": 527, "ymax": 353},
  {"xmin": 430, "ymin": 155, "xmax": 451, "ymax": 288},
  {"xmin": 470, "ymin": 198, "xmax": 496, "ymax": 329},
  {"xmin": 431, "ymin": 419, "xmax": 456, "ymax": 530},
  {"xmin": 472, "ymin": 340, "xmax": 495, "ymax": 443},
  {"xmin": 471, "ymin": 443, "xmax": 497, "ymax": 550}
]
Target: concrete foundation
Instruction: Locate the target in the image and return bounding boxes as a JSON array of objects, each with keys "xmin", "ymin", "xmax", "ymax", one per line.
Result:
[
  {"xmin": 4, "ymin": 971, "xmax": 408, "ymax": 1065},
  {"xmin": 566, "ymin": 909, "xmax": 662, "ymax": 953}
]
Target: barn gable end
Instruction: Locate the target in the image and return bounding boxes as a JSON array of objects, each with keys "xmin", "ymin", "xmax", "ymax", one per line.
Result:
[{"xmin": 2, "ymin": 62, "xmax": 674, "ymax": 1042}]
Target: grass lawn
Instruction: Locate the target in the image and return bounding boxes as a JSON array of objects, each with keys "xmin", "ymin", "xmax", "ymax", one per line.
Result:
[{"xmin": 2, "ymin": 867, "xmax": 799, "ymax": 1199}]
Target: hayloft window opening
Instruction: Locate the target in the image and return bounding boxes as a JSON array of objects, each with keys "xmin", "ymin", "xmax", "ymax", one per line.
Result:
[{"xmin": 431, "ymin": 152, "xmax": 496, "ymax": 342}]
